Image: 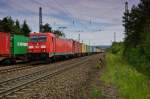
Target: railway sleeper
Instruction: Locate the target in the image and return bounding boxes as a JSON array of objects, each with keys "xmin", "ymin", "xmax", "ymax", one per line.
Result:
[
  {"xmin": 6, "ymin": 95, "xmax": 17, "ymax": 99},
  {"xmin": 14, "ymin": 91, "xmax": 24, "ymax": 94}
]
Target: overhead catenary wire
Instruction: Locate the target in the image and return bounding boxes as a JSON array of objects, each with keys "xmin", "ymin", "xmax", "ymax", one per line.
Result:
[
  {"xmin": 31, "ymin": 0, "xmax": 100, "ymax": 33},
  {"xmin": 52, "ymin": 0, "xmax": 91, "ymax": 30}
]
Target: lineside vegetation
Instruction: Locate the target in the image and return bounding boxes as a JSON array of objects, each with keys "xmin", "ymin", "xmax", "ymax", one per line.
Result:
[
  {"xmin": 123, "ymin": 0, "xmax": 150, "ymax": 75},
  {"xmin": 101, "ymin": 52, "xmax": 150, "ymax": 99}
]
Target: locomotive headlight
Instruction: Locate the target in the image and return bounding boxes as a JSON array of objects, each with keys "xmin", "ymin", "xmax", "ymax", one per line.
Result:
[
  {"xmin": 41, "ymin": 45, "xmax": 46, "ymax": 48},
  {"xmin": 29, "ymin": 46, "xmax": 33, "ymax": 49}
]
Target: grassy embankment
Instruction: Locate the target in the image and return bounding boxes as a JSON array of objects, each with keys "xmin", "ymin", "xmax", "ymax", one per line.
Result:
[{"xmin": 100, "ymin": 53, "xmax": 150, "ymax": 99}]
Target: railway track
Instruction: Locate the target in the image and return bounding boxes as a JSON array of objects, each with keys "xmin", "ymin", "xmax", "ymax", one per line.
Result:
[
  {"xmin": 0, "ymin": 61, "xmax": 44, "ymax": 74},
  {"xmin": 0, "ymin": 57, "xmax": 79, "ymax": 74},
  {"xmin": 0, "ymin": 56, "xmax": 95, "ymax": 74},
  {"xmin": 0, "ymin": 57, "xmax": 90, "ymax": 98},
  {"xmin": 0, "ymin": 56, "xmax": 89, "ymax": 75}
]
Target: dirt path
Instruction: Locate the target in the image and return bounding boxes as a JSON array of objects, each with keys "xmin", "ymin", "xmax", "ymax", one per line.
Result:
[{"xmin": 75, "ymin": 53, "xmax": 118, "ymax": 99}]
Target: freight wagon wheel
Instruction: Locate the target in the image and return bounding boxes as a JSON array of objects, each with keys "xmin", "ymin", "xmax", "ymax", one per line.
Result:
[
  {"xmin": 1, "ymin": 58, "xmax": 12, "ymax": 65},
  {"xmin": 1, "ymin": 58, "xmax": 16, "ymax": 65}
]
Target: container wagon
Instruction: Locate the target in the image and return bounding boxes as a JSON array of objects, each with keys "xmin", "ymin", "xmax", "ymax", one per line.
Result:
[
  {"xmin": 86, "ymin": 45, "xmax": 91, "ymax": 55},
  {"xmin": 0, "ymin": 32, "xmax": 29, "ymax": 64},
  {"xmin": 81, "ymin": 43, "xmax": 86, "ymax": 56}
]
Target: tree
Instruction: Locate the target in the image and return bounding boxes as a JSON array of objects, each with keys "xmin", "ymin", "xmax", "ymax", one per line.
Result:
[
  {"xmin": 13, "ymin": 20, "xmax": 21, "ymax": 34},
  {"xmin": 41, "ymin": 23, "xmax": 65, "ymax": 37},
  {"xmin": 21, "ymin": 20, "xmax": 31, "ymax": 36},
  {"xmin": 0, "ymin": 16, "xmax": 14, "ymax": 33},
  {"xmin": 0, "ymin": 17, "xmax": 31, "ymax": 36},
  {"xmin": 140, "ymin": 0, "xmax": 150, "ymax": 59},
  {"xmin": 16, "ymin": 20, "xmax": 20, "ymax": 30},
  {"xmin": 0, "ymin": 19, "xmax": 2, "ymax": 31},
  {"xmin": 53, "ymin": 30, "xmax": 65, "ymax": 37},
  {"xmin": 122, "ymin": 0, "xmax": 150, "ymax": 66},
  {"xmin": 42, "ymin": 23, "xmax": 52, "ymax": 32}
]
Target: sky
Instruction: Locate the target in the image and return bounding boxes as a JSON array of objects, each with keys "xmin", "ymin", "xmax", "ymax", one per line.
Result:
[{"xmin": 0, "ymin": 0, "xmax": 139, "ymax": 45}]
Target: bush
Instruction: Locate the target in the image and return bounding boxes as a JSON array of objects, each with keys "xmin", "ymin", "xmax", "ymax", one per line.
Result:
[
  {"xmin": 109, "ymin": 42, "xmax": 124, "ymax": 55},
  {"xmin": 123, "ymin": 47, "xmax": 150, "ymax": 76}
]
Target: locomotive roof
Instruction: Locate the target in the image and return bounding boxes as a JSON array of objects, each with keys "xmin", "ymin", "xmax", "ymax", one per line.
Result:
[{"xmin": 30, "ymin": 32, "xmax": 55, "ymax": 37}]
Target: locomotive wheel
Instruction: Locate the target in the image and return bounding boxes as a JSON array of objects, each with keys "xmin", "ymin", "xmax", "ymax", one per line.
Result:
[{"xmin": 45, "ymin": 58, "xmax": 52, "ymax": 64}]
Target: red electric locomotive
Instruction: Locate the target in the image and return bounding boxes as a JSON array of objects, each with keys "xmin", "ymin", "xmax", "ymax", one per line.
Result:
[{"xmin": 28, "ymin": 32, "xmax": 81, "ymax": 61}]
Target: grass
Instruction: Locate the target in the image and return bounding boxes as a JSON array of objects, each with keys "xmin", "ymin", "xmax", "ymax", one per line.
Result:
[
  {"xmin": 91, "ymin": 87, "xmax": 102, "ymax": 99},
  {"xmin": 101, "ymin": 53, "xmax": 150, "ymax": 99}
]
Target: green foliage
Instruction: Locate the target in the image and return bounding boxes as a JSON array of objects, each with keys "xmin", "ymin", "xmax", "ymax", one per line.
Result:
[
  {"xmin": 95, "ymin": 64, "xmax": 101, "ymax": 69},
  {"xmin": 110, "ymin": 42, "xmax": 150, "ymax": 75},
  {"xmin": 0, "ymin": 17, "xmax": 31, "ymax": 36},
  {"xmin": 142, "ymin": 22, "xmax": 150, "ymax": 58},
  {"xmin": 41, "ymin": 23, "xmax": 65, "ymax": 37},
  {"xmin": 122, "ymin": 0, "xmax": 150, "ymax": 73},
  {"xmin": 0, "ymin": 16, "xmax": 14, "ymax": 32},
  {"xmin": 14, "ymin": 20, "xmax": 21, "ymax": 34},
  {"xmin": 109, "ymin": 42, "xmax": 124, "ymax": 55},
  {"xmin": 91, "ymin": 88, "xmax": 102, "ymax": 99},
  {"xmin": 101, "ymin": 53, "xmax": 150, "ymax": 99},
  {"xmin": 21, "ymin": 20, "xmax": 31, "ymax": 36},
  {"xmin": 42, "ymin": 23, "xmax": 52, "ymax": 32},
  {"xmin": 53, "ymin": 30, "xmax": 65, "ymax": 37},
  {"xmin": 124, "ymin": 47, "xmax": 150, "ymax": 76},
  {"xmin": 0, "ymin": 17, "xmax": 65, "ymax": 37}
]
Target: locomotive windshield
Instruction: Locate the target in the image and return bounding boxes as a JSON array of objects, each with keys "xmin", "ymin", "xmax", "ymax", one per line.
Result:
[{"xmin": 30, "ymin": 35, "xmax": 47, "ymax": 42}]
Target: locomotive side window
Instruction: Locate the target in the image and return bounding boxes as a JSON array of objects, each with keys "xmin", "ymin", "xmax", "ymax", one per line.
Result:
[
  {"xmin": 38, "ymin": 36, "xmax": 47, "ymax": 42},
  {"xmin": 30, "ymin": 35, "xmax": 47, "ymax": 42},
  {"xmin": 30, "ymin": 36, "xmax": 38, "ymax": 42}
]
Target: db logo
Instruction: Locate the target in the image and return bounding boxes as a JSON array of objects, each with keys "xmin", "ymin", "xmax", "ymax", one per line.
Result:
[
  {"xmin": 35, "ymin": 46, "xmax": 39, "ymax": 48},
  {"xmin": 17, "ymin": 42, "xmax": 28, "ymax": 46}
]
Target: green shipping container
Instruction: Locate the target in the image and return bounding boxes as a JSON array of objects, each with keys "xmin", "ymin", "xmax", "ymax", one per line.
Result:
[
  {"xmin": 86, "ymin": 45, "xmax": 90, "ymax": 52},
  {"xmin": 11, "ymin": 35, "xmax": 28, "ymax": 56}
]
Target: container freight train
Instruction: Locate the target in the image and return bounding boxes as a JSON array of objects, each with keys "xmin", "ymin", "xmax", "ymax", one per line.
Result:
[
  {"xmin": 0, "ymin": 32, "xmax": 101, "ymax": 64},
  {"xmin": 28, "ymin": 32, "xmax": 101, "ymax": 61}
]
